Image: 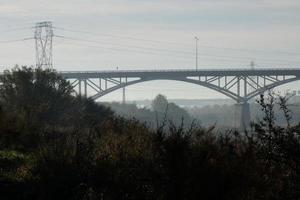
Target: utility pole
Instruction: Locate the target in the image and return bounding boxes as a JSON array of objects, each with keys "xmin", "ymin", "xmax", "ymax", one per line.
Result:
[
  {"xmin": 34, "ymin": 21, "xmax": 53, "ymax": 68},
  {"xmin": 195, "ymin": 36, "xmax": 199, "ymax": 71},
  {"xmin": 250, "ymin": 60, "xmax": 255, "ymax": 70}
]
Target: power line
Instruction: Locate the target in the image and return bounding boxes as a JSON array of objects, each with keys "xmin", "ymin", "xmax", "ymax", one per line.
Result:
[
  {"xmin": 57, "ymin": 41, "xmax": 299, "ymax": 66},
  {"xmin": 0, "ymin": 26, "xmax": 33, "ymax": 33},
  {"xmin": 1, "ymin": 23, "xmax": 299, "ymax": 67},
  {"xmin": 190, "ymin": 44, "xmax": 300, "ymax": 56},
  {"xmin": 54, "ymin": 27, "xmax": 188, "ymax": 46},
  {"xmin": 54, "ymin": 35, "xmax": 194, "ymax": 55},
  {"xmin": 0, "ymin": 37, "xmax": 33, "ymax": 43},
  {"xmin": 57, "ymin": 41, "xmax": 193, "ymax": 60},
  {"xmin": 54, "ymin": 26, "xmax": 300, "ymax": 56},
  {"xmin": 1, "ymin": 24, "xmax": 299, "ymax": 57},
  {"xmin": 54, "ymin": 35, "xmax": 300, "ymax": 65}
]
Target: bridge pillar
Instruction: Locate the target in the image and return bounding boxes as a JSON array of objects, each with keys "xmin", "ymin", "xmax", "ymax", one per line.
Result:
[
  {"xmin": 78, "ymin": 79, "xmax": 82, "ymax": 96},
  {"xmin": 234, "ymin": 101, "xmax": 251, "ymax": 130},
  {"xmin": 84, "ymin": 79, "xmax": 87, "ymax": 98},
  {"xmin": 122, "ymin": 86, "xmax": 126, "ymax": 104}
]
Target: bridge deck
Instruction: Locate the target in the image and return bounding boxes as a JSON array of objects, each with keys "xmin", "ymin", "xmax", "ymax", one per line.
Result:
[
  {"xmin": 59, "ymin": 68, "xmax": 300, "ymax": 79},
  {"xmin": 1, "ymin": 68, "xmax": 300, "ymax": 78}
]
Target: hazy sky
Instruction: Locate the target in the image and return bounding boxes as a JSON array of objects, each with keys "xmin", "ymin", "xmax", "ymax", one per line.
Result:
[{"xmin": 1, "ymin": 0, "xmax": 300, "ymax": 100}]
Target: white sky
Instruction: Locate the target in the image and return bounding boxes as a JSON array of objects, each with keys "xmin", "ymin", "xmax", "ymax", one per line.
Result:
[{"xmin": 1, "ymin": 0, "xmax": 300, "ymax": 101}]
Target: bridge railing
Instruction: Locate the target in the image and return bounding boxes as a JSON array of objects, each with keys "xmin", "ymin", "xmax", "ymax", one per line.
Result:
[
  {"xmin": 59, "ymin": 67, "xmax": 300, "ymax": 74},
  {"xmin": 1, "ymin": 67, "xmax": 300, "ymax": 75}
]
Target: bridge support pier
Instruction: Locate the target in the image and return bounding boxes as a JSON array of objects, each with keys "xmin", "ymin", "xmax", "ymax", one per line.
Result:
[
  {"xmin": 84, "ymin": 79, "xmax": 87, "ymax": 98},
  {"xmin": 122, "ymin": 86, "xmax": 126, "ymax": 104},
  {"xmin": 235, "ymin": 101, "xmax": 251, "ymax": 130}
]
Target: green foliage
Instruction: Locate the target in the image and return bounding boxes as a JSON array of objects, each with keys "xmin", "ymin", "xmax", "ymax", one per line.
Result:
[
  {"xmin": 0, "ymin": 66, "xmax": 112, "ymax": 151},
  {"xmin": 252, "ymin": 93, "xmax": 300, "ymax": 200},
  {"xmin": 0, "ymin": 67, "xmax": 299, "ymax": 200},
  {"xmin": 0, "ymin": 150, "xmax": 26, "ymax": 176}
]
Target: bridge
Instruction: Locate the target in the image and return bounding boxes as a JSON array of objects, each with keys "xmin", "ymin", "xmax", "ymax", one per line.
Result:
[
  {"xmin": 2, "ymin": 22, "xmax": 300, "ymax": 129},
  {"xmin": 60, "ymin": 68, "xmax": 300, "ymax": 129}
]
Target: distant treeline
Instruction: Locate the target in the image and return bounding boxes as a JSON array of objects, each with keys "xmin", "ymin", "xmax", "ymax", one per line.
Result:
[
  {"xmin": 187, "ymin": 101, "xmax": 300, "ymax": 127},
  {"xmin": 0, "ymin": 67, "xmax": 299, "ymax": 200},
  {"xmin": 102, "ymin": 94, "xmax": 193, "ymax": 129},
  {"xmin": 105, "ymin": 96, "xmax": 300, "ymax": 129},
  {"xmin": 126, "ymin": 98, "xmax": 235, "ymax": 109}
]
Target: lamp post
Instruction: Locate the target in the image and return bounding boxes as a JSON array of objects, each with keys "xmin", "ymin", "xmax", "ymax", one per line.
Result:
[{"xmin": 195, "ymin": 36, "xmax": 199, "ymax": 71}]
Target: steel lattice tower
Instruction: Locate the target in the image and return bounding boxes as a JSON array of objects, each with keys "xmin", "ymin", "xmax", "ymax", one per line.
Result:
[{"xmin": 34, "ymin": 21, "xmax": 53, "ymax": 68}]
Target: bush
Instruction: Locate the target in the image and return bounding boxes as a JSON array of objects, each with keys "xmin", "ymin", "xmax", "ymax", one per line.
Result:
[{"xmin": 0, "ymin": 67, "xmax": 299, "ymax": 200}]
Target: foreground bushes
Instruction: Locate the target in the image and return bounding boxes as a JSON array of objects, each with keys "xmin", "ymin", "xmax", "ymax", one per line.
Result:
[{"xmin": 0, "ymin": 67, "xmax": 299, "ymax": 200}]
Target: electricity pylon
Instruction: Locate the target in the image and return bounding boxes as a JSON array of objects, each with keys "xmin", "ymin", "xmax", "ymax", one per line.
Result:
[{"xmin": 34, "ymin": 21, "xmax": 53, "ymax": 68}]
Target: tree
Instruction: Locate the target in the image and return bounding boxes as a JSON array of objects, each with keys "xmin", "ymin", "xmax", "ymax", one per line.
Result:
[
  {"xmin": 151, "ymin": 94, "xmax": 168, "ymax": 113},
  {"xmin": 0, "ymin": 66, "xmax": 112, "ymax": 150},
  {"xmin": 0, "ymin": 66, "xmax": 73, "ymax": 126},
  {"xmin": 151, "ymin": 94, "xmax": 192, "ymax": 128},
  {"xmin": 252, "ymin": 93, "xmax": 300, "ymax": 199}
]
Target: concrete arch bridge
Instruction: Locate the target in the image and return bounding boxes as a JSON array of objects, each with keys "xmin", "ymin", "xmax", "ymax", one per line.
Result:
[{"xmin": 60, "ymin": 68, "xmax": 300, "ymax": 128}]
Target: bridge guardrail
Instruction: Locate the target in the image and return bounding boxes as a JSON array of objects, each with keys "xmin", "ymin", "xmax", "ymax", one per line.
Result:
[
  {"xmin": 59, "ymin": 67, "xmax": 300, "ymax": 74},
  {"xmin": 1, "ymin": 67, "xmax": 300, "ymax": 75}
]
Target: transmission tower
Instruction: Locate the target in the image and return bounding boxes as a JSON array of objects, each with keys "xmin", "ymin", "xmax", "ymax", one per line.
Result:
[{"xmin": 34, "ymin": 21, "xmax": 53, "ymax": 68}]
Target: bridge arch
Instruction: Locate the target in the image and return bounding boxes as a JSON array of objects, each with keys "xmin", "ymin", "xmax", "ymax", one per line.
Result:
[
  {"xmin": 61, "ymin": 69, "xmax": 300, "ymax": 104},
  {"xmin": 90, "ymin": 77, "xmax": 300, "ymax": 101},
  {"xmin": 90, "ymin": 78, "xmax": 241, "ymax": 101},
  {"xmin": 246, "ymin": 77, "xmax": 300, "ymax": 100}
]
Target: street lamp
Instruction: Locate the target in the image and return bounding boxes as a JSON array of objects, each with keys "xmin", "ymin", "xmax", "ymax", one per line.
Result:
[{"xmin": 195, "ymin": 36, "xmax": 199, "ymax": 71}]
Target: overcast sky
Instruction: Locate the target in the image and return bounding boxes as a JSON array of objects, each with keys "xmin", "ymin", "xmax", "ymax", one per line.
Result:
[{"xmin": 1, "ymin": 0, "xmax": 300, "ymax": 100}]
